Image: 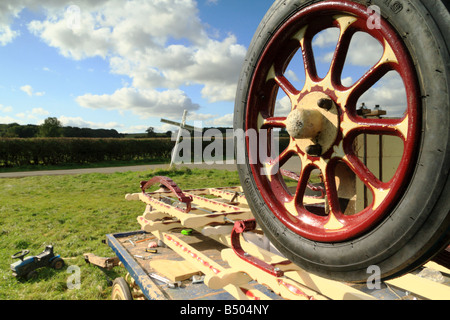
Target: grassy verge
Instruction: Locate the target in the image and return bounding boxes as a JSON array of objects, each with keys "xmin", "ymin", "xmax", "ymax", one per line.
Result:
[{"xmin": 0, "ymin": 167, "xmax": 240, "ymax": 300}]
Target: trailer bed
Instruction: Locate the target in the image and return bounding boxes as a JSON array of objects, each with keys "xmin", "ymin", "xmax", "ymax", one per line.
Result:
[
  {"xmin": 106, "ymin": 229, "xmax": 283, "ymax": 300},
  {"xmin": 102, "ymin": 178, "xmax": 450, "ymax": 300}
]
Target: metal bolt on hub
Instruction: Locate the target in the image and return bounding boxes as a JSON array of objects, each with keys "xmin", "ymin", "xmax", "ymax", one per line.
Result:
[
  {"xmin": 317, "ymin": 98, "xmax": 333, "ymax": 110},
  {"xmin": 306, "ymin": 144, "xmax": 322, "ymax": 157}
]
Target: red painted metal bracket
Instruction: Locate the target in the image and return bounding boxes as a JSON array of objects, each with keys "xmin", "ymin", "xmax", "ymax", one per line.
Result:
[
  {"xmin": 230, "ymin": 219, "xmax": 284, "ymax": 277},
  {"xmin": 140, "ymin": 176, "xmax": 193, "ymax": 213},
  {"xmin": 231, "ymin": 218, "xmax": 315, "ymax": 300}
]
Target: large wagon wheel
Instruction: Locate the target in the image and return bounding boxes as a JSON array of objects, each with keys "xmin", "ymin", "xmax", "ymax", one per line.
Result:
[{"xmin": 235, "ymin": 0, "xmax": 450, "ymax": 282}]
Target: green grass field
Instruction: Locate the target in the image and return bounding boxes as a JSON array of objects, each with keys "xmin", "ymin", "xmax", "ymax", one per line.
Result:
[{"xmin": 0, "ymin": 167, "xmax": 240, "ymax": 300}]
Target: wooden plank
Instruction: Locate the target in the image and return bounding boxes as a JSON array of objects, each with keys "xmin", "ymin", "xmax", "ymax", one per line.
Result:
[
  {"xmin": 83, "ymin": 253, "xmax": 120, "ymax": 270},
  {"xmin": 150, "ymin": 259, "xmax": 202, "ymax": 282},
  {"xmin": 185, "ymin": 192, "xmax": 248, "ymax": 213},
  {"xmin": 385, "ymin": 273, "xmax": 450, "ymax": 300},
  {"xmin": 284, "ymin": 271, "xmax": 376, "ymax": 300},
  {"xmin": 424, "ymin": 261, "xmax": 450, "ymax": 275},
  {"xmin": 209, "ymin": 188, "xmax": 248, "ymax": 205},
  {"xmin": 137, "ymin": 215, "xmax": 182, "ymax": 232}
]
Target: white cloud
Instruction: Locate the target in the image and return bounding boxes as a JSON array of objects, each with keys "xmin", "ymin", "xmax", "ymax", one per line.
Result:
[
  {"xmin": 313, "ymin": 28, "xmax": 339, "ymax": 48},
  {"xmin": 0, "ymin": 104, "xmax": 13, "ymax": 113},
  {"xmin": 314, "ymin": 29, "xmax": 382, "ymax": 68},
  {"xmin": 59, "ymin": 115, "xmax": 122, "ymax": 130},
  {"xmin": 155, "ymin": 123, "xmax": 179, "ymax": 133},
  {"xmin": 31, "ymin": 107, "xmax": 49, "ymax": 116},
  {"xmin": 76, "ymin": 87, "xmax": 201, "ymax": 119},
  {"xmin": 108, "ymin": 33, "xmax": 245, "ymax": 102},
  {"xmin": 20, "ymin": 0, "xmax": 247, "ymax": 117},
  {"xmin": 346, "ymin": 32, "xmax": 383, "ymax": 67},
  {"xmin": 28, "ymin": 11, "xmax": 112, "ymax": 60},
  {"xmin": 274, "ymin": 96, "xmax": 292, "ymax": 117},
  {"xmin": 188, "ymin": 112, "xmax": 218, "ymax": 122},
  {"xmin": 20, "ymin": 85, "xmax": 33, "ymax": 96},
  {"xmin": 0, "ymin": 115, "xmax": 17, "ymax": 123},
  {"xmin": 0, "ymin": 25, "xmax": 19, "ymax": 46},
  {"xmin": 319, "ymin": 51, "xmax": 335, "ymax": 64},
  {"xmin": 341, "ymin": 76, "xmax": 353, "ymax": 87},
  {"xmin": 13, "ymin": 107, "xmax": 50, "ymax": 121},
  {"xmin": 358, "ymin": 71, "xmax": 407, "ymax": 117},
  {"xmin": 285, "ymin": 70, "xmax": 300, "ymax": 83},
  {"xmin": 20, "ymin": 84, "xmax": 45, "ymax": 96},
  {"xmin": 206, "ymin": 113, "xmax": 233, "ymax": 127},
  {"xmin": 0, "ymin": 0, "xmax": 25, "ymax": 46}
]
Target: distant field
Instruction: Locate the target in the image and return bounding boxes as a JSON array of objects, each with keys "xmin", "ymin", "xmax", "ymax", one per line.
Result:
[{"xmin": 0, "ymin": 167, "xmax": 240, "ymax": 300}]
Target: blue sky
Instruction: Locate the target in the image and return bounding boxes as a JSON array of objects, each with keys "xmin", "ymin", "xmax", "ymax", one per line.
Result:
[{"xmin": 0, "ymin": 0, "xmax": 405, "ymax": 133}]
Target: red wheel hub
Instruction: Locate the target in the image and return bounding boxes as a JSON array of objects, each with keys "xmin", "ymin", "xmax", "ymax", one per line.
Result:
[{"xmin": 245, "ymin": 1, "xmax": 420, "ymax": 242}]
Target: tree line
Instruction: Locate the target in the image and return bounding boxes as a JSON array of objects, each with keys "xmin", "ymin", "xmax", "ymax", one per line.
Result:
[
  {"xmin": 0, "ymin": 117, "xmax": 240, "ymax": 139},
  {"xmin": 0, "ymin": 117, "xmax": 121, "ymax": 138},
  {"xmin": 0, "ymin": 117, "xmax": 178, "ymax": 138}
]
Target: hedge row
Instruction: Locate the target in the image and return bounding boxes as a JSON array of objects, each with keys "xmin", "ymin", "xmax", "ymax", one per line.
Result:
[
  {"xmin": 0, "ymin": 138, "xmax": 175, "ymax": 167},
  {"xmin": 0, "ymin": 136, "xmax": 291, "ymax": 167}
]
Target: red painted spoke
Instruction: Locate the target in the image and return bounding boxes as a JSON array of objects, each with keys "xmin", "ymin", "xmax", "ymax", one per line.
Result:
[
  {"xmin": 264, "ymin": 138, "xmax": 297, "ymax": 176},
  {"xmin": 343, "ymin": 153, "xmax": 383, "ymax": 190},
  {"xmin": 275, "ymin": 140, "xmax": 296, "ymax": 168},
  {"xmin": 288, "ymin": 162, "xmax": 316, "ymax": 205},
  {"xmin": 359, "ymin": 118, "xmax": 406, "ymax": 137},
  {"xmin": 321, "ymin": 163, "xmax": 341, "ymax": 216},
  {"xmin": 300, "ymin": 37, "xmax": 319, "ymax": 83},
  {"xmin": 346, "ymin": 61, "xmax": 392, "ymax": 109},
  {"xmin": 274, "ymin": 75, "xmax": 299, "ymax": 99},
  {"xmin": 261, "ymin": 116, "xmax": 287, "ymax": 129},
  {"xmin": 342, "ymin": 115, "xmax": 408, "ymax": 140},
  {"xmin": 330, "ymin": 26, "xmax": 355, "ymax": 85}
]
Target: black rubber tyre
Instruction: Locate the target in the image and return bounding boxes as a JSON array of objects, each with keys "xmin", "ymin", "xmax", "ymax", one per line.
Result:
[
  {"xmin": 51, "ymin": 257, "xmax": 65, "ymax": 270},
  {"xmin": 26, "ymin": 270, "xmax": 38, "ymax": 280},
  {"xmin": 111, "ymin": 277, "xmax": 133, "ymax": 300},
  {"xmin": 234, "ymin": 0, "xmax": 450, "ymax": 282}
]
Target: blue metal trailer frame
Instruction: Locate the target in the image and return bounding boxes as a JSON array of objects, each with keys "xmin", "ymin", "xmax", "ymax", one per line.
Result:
[
  {"xmin": 106, "ymin": 230, "xmax": 239, "ymax": 300},
  {"xmin": 106, "ymin": 230, "xmax": 168, "ymax": 300}
]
